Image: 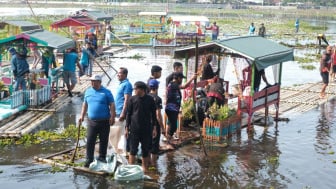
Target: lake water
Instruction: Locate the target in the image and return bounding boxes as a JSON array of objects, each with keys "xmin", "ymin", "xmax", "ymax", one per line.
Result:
[
  {"xmin": 1, "ymin": 48, "xmax": 336, "ymax": 188},
  {"xmin": 1, "ymin": 5, "xmax": 336, "ymax": 188}
]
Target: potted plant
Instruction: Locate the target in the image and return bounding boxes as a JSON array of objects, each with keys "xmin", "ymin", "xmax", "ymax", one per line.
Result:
[
  {"xmin": 203, "ymin": 103, "xmax": 240, "ymax": 141},
  {"xmin": 181, "ymin": 98, "xmax": 195, "ymax": 127}
]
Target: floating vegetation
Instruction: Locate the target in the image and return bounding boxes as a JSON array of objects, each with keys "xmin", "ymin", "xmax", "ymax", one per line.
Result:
[
  {"xmin": 267, "ymin": 156, "xmax": 279, "ymax": 165},
  {"xmin": 49, "ymin": 165, "xmax": 68, "ymax": 174},
  {"xmin": 300, "ymin": 65, "xmax": 316, "ymax": 70},
  {"xmin": 0, "ymin": 124, "xmax": 86, "ymax": 147},
  {"xmin": 130, "ymin": 53, "xmax": 145, "ymax": 60},
  {"xmin": 295, "ymin": 56, "xmax": 317, "ymax": 64},
  {"xmin": 328, "ymin": 151, "xmax": 335, "ymax": 155}
]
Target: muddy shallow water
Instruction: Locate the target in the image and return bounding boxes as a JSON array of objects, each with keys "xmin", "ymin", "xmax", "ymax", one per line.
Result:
[{"xmin": 0, "ymin": 48, "xmax": 335, "ymax": 189}]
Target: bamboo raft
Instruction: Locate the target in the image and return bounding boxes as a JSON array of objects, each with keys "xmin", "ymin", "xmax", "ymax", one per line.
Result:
[
  {"xmin": 274, "ymin": 82, "xmax": 336, "ymax": 115},
  {"xmin": 0, "ymin": 56, "xmax": 116, "ymax": 138}
]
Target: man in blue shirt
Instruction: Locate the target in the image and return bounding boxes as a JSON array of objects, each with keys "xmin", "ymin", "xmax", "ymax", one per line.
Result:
[
  {"xmin": 248, "ymin": 22, "xmax": 255, "ymax": 35},
  {"xmin": 63, "ymin": 48, "xmax": 81, "ymax": 97},
  {"xmin": 110, "ymin": 67, "xmax": 133, "ymax": 155},
  {"xmin": 78, "ymin": 74, "xmax": 116, "ymax": 168},
  {"xmin": 115, "ymin": 67, "xmax": 133, "ymax": 121}
]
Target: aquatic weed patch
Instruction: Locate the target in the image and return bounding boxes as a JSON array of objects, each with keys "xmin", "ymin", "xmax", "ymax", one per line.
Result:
[{"xmin": 0, "ymin": 124, "xmax": 86, "ymax": 147}]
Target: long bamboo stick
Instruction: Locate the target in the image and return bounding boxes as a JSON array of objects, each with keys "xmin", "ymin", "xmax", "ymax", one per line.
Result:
[{"xmin": 34, "ymin": 156, "xmax": 70, "ymax": 168}]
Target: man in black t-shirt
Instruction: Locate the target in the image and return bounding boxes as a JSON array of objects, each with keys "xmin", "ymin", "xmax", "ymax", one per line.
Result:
[{"xmin": 125, "ymin": 81, "xmax": 157, "ymax": 172}]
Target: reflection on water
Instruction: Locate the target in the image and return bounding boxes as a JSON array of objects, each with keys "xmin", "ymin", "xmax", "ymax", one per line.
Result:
[{"xmin": 1, "ymin": 48, "xmax": 336, "ymax": 188}]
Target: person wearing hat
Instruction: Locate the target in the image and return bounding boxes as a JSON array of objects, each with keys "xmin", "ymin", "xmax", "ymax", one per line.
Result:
[
  {"xmin": 79, "ymin": 74, "xmax": 116, "ymax": 168},
  {"xmin": 258, "ymin": 23, "xmax": 266, "ymax": 37},
  {"xmin": 165, "ymin": 72, "xmax": 196, "ymax": 144},
  {"xmin": 85, "ymin": 31, "xmax": 98, "ymax": 51},
  {"xmin": 125, "ymin": 81, "xmax": 157, "ymax": 172},
  {"xmin": 9, "ymin": 47, "xmax": 30, "ymax": 91},
  {"xmin": 205, "ymin": 21, "xmax": 219, "ymax": 40},
  {"xmin": 147, "ymin": 79, "xmax": 164, "ymax": 167}
]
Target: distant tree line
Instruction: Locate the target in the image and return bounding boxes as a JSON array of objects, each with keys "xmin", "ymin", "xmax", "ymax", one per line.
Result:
[{"xmin": 49, "ymin": 0, "xmax": 336, "ymax": 7}]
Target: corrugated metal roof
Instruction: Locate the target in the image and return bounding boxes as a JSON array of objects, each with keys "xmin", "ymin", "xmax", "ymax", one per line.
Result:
[
  {"xmin": 24, "ymin": 29, "xmax": 75, "ymax": 52},
  {"xmin": 51, "ymin": 16, "xmax": 102, "ymax": 29},
  {"xmin": 2, "ymin": 20, "xmax": 41, "ymax": 31},
  {"xmin": 174, "ymin": 36, "xmax": 294, "ymax": 70},
  {"xmin": 84, "ymin": 11, "xmax": 113, "ymax": 21},
  {"xmin": 0, "ymin": 29, "xmax": 75, "ymax": 53}
]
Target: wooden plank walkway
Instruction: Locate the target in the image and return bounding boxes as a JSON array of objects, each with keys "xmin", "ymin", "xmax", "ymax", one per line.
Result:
[
  {"xmin": 269, "ymin": 82, "xmax": 336, "ymax": 116},
  {"xmin": 0, "ymin": 55, "xmax": 117, "ymax": 138}
]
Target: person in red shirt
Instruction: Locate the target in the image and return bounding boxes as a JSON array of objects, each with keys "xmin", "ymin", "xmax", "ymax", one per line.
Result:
[
  {"xmin": 205, "ymin": 22, "xmax": 219, "ymax": 40},
  {"xmin": 320, "ymin": 46, "xmax": 333, "ymax": 98}
]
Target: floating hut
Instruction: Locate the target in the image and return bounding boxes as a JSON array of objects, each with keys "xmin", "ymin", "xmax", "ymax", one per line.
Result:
[
  {"xmin": 0, "ymin": 26, "xmax": 76, "ymax": 123},
  {"xmin": 174, "ymin": 36, "xmax": 294, "ymax": 135}
]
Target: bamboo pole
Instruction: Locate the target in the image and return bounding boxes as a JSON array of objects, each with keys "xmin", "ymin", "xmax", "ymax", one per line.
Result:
[
  {"xmin": 27, "ymin": 108, "xmax": 56, "ymax": 112},
  {"xmin": 34, "ymin": 156, "xmax": 70, "ymax": 168},
  {"xmin": 192, "ymin": 37, "xmax": 207, "ymax": 156}
]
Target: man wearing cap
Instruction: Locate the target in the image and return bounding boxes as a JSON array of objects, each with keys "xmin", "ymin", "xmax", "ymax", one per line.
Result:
[
  {"xmin": 79, "ymin": 74, "xmax": 116, "ymax": 168},
  {"xmin": 165, "ymin": 72, "xmax": 196, "ymax": 144},
  {"xmin": 148, "ymin": 79, "xmax": 164, "ymax": 166},
  {"xmin": 125, "ymin": 81, "xmax": 157, "ymax": 172},
  {"xmin": 9, "ymin": 47, "xmax": 30, "ymax": 91}
]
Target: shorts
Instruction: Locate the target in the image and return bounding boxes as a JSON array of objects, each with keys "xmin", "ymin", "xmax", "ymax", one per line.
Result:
[
  {"xmin": 63, "ymin": 71, "xmax": 77, "ymax": 85},
  {"xmin": 321, "ymin": 72, "xmax": 329, "ymax": 84},
  {"xmin": 128, "ymin": 131, "xmax": 151, "ymax": 157}
]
